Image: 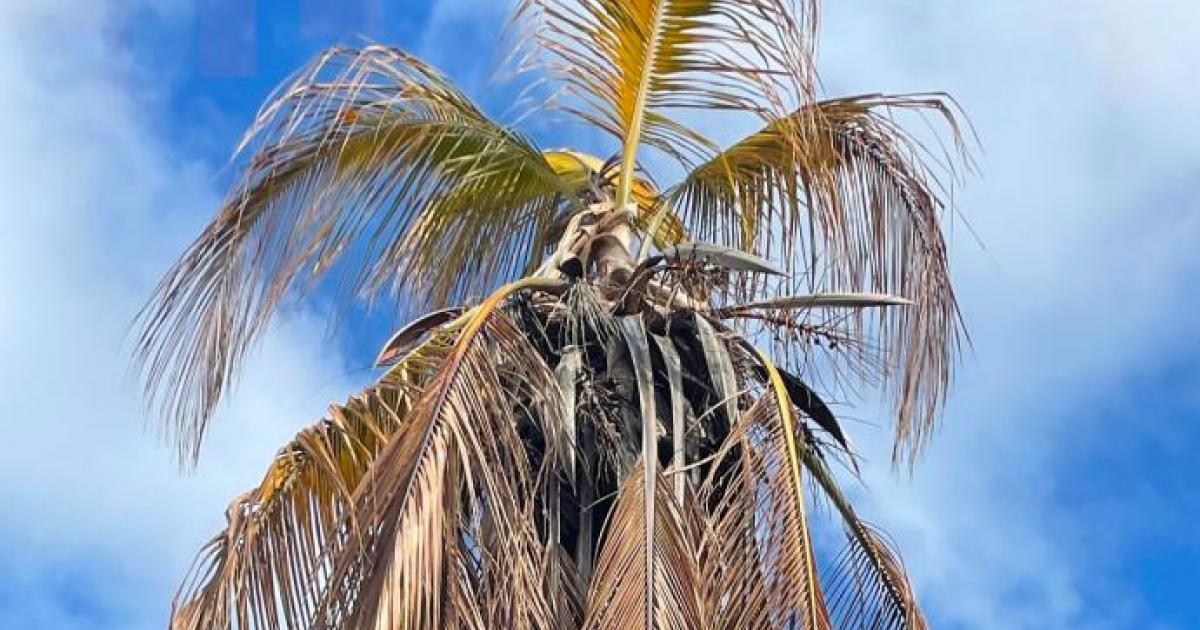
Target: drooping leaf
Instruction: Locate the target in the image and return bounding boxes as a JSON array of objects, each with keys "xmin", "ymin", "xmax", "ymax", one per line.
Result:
[
  {"xmin": 171, "ymin": 395, "xmax": 401, "ymax": 630},
  {"xmin": 752, "ymin": 363, "xmax": 854, "ymax": 459},
  {"xmin": 697, "ymin": 419, "xmax": 771, "ymax": 629},
  {"xmin": 616, "ymin": 316, "xmax": 659, "ymax": 628},
  {"xmin": 651, "ymin": 334, "xmax": 687, "ymax": 502},
  {"xmin": 802, "ymin": 446, "xmax": 928, "ymax": 630},
  {"xmin": 170, "ymin": 333, "xmax": 456, "ymax": 630},
  {"xmin": 582, "ymin": 465, "xmax": 706, "ymax": 630},
  {"xmin": 752, "ymin": 351, "xmax": 832, "ymax": 629},
  {"xmin": 311, "ymin": 279, "xmax": 567, "ymax": 629},
  {"xmin": 668, "ymin": 93, "xmax": 974, "ymax": 464},
  {"xmin": 135, "ymin": 46, "xmax": 584, "ymax": 461},
  {"xmin": 555, "ymin": 346, "xmax": 584, "ymax": 482},
  {"xmin": 693, "ymin": 314, "xmax": 741, "ymax": 427}
]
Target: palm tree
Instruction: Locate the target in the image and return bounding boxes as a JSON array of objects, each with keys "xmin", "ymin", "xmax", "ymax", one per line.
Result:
[{"xmin": 138, "ymin": 0, "xmax": 973, "ymax": 628}]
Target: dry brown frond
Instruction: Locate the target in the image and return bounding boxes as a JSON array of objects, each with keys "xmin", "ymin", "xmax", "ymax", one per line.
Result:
[
  {"xmin": 312, "ymin": 281, "xmax": 567, "ymax": 629},
  {"xmin": 582, "ymin": 465, "xmax": 706, "ymax": 630},
  {"xmin": 135, "ymin": 47, "xmax": 587, "ymax": 462},
  {"xmin": 671, "ymin": 94, "xmax": 975, "ymax": 464},
  {"xmin": 171, "ymin": 385, "xmax": 421, "ymax": 629}
]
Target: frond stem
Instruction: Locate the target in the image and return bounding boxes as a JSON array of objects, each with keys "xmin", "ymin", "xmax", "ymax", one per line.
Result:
[{"xmin": 615, "ymin": 0, "xmax": 668, "ymax": 210}]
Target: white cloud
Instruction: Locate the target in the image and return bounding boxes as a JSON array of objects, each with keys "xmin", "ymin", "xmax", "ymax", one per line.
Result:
[
  {"xmin": 812, "ymin": 2, "xmax": 1200, "ymax": 629},
  {"xmin": 416, "ymin": 0, "xmax": 1196, "ymax": 626},
  {"xmin": 2, "ymin": 0, "xmax": 1197, "ymax": 627},
  {"xmin": 0, "ymin": 1, "xmax": 357, "ymax": 628}
]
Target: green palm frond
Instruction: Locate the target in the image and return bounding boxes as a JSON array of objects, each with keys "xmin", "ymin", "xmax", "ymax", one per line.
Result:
[{"xmin": 135, "ymin": 47, "xmax": 586, "ymax": 461}]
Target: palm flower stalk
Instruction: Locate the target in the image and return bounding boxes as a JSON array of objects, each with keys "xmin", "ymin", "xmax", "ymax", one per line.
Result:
[{"xmin": 138, "ymin": 1, "xmax": 974, "ymax": 627}]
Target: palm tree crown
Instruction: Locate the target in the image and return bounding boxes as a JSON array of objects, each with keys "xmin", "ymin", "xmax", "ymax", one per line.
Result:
[{"xmin": 138, "ymin": 1, "xmax": 974, "ymax": 628}]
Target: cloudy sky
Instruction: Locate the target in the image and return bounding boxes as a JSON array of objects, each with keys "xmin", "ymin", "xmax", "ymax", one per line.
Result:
[{"xmin": 0, "ymin": 0, "xmax": 1197, "ymax": 628}]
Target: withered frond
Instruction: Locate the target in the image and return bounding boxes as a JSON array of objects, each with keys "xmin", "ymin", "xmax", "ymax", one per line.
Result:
[
  {"xmin": 171, "ymin": 382, "xmax": 426, "ymax": 630},
  {"xmin": 170, "ymin": 281, "xmax": 937, "ymax": 630},
  {"xmin": 311, "ymin": 281, "xmax": 568, "ymax": 629},
  {"xmin": 670, "ymin": 93, "xmax": 976, "ymax": 464},
  {"xmin": 135, "ymin": 46, "xmax": 585, "ymax": 462},
  {"xmin": 582, "ymin": 465, "xmax": 706, "ymax": 629}
]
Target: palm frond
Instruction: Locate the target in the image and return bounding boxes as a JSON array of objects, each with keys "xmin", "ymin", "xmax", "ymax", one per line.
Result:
[
  {"xmin": 170, "ymin": 272, "xmax": 940, "ymax": 629},
  {"xmin": 618, "ymin": 316, "xmax": 660, "ymax": 626},
  {"xmin": 748, "ymin": 361, "xmax": 854, "ymax": 463},
  {"xmin": 510, "ymin": 0, "xmax": 819, "ymax": 207},
  {"xmin": 168, "ymin": 316, "xmax": 466, "ymax": 630},
  {"xmin": 698, "ymin": 430, "xmax": 772, "ymax": 629},
  {"xmin": 803, "ymin": 448, "xmax": 928, "ymax": 630},
  {"xmin": 135, "ymin": 46, "xmax": 584, "ymax": 461},
  {"xmin": 170, "ymin": 386, "xmax": 421, "ymax": 629},
  {"xmin": 755, "ymin": 353, "xmax": 831, "ymax": 629},
  {"xmin": 311, "ymin": 279, "xmax": 567, "ymax": 629},
  {"xmin": 661, "ymin": 241, "xmax": 787, "ymax": 276},
  {"xmin": 693, "ymin": 314, "xmax": 741, "ymax": 427},
  {"xmin": 375, "ymin": 306, "xmax": 465, "ymax": 366},
  {"xmin": 669, "ymin": 93, "xmax": 974, "ymax": 464},
  {"xmin": 651, "ymin": 334, "xmax": 687, "ymax": 502},
  {"xmin": 757, "ymin": 337, "xmax": 925, "ymax": 629},
  {"xmin": 583, "ymin": 465, "xmax": 706, "ymax": 630},
  {"xmin": 718, "ymin": 292, "xmax": 915, "ymax": 316}
]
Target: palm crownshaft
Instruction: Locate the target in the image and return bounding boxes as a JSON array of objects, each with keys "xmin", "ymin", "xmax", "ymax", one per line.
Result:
[{"xmin": 139, "ymin": 1, "xmax": 973, "ymax": 628}]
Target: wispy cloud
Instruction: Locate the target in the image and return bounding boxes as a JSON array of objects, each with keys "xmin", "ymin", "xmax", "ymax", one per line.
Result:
[
  {"xmin": 814, "ymin": 2, "xmax": 1200, "ymax": 628},
  {"xmin": 414, "ymin": 0, "xmax": 1200, "ymax": 627},
  {"xmin": 1, "ymin": 0, "xmax": 1196, "ymax": 628},
  {"xmin": 0, "ymin": 1, "xmax": 356, "ymax": 628}
]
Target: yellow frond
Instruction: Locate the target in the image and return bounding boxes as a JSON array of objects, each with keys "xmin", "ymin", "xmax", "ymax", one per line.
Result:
[
  {"xmin": 135, "ymin": 47, "xmax": 580, "ymax": 461},
  {"xmin": 511, "ymin": 0, "xmax": 820, "ymax": 207}
]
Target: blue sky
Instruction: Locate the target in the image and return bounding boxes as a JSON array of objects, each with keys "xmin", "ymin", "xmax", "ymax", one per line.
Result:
[{"xmin": 0, "ymin": 1, "xmax": 1198, "ymax": 628}]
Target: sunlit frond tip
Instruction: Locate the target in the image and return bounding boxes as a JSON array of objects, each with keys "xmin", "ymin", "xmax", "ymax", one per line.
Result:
[{"xmin": 508, "ymin": 0, "xmax": 821, "ymax": 176}]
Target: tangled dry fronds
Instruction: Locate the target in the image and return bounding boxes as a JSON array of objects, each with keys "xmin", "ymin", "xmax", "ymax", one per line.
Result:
[{"xmin": 140, "ymin": 0, "xmax": 974, "ymax": 627}]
